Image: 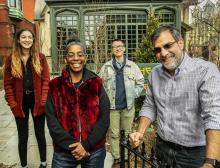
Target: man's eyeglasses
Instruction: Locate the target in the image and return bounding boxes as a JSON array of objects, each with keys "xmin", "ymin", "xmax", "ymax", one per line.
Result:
[
  {"xmin": 153, "ymin": 41, "xmax": 177, "ymax": 54},
  {"xmin": 112, "ymin": 45, "xmax": 124, "ymax": 49}
]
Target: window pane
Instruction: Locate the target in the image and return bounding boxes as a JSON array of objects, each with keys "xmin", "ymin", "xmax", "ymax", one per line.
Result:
[
  {"xmin": 155, "ymin": 8, "xmax": 175, "ymax": 25},
  {"xmin": 84, "ymin": 12, "xmax": 147, "ymax": 63},
  {"xmin": 56, "ymin": 12, "xmax": 79, "ymax": 67},
  {"xmin": 9, "ymin": 0, "xmax": 16, "ymax": 7},
  {"xmin": 18, "ymin": 0, "xmax": 22, "ymax": 10}
]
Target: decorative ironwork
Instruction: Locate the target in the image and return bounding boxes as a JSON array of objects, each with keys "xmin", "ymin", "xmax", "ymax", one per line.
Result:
[{"xmin": 120, "ymin": 130, "xmax": 160, "ymax": 168}]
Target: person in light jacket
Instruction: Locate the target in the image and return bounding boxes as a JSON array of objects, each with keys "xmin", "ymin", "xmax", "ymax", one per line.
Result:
[{"xmin": 99, "ymin": 38, "xmax": 144, "ymax": 164}]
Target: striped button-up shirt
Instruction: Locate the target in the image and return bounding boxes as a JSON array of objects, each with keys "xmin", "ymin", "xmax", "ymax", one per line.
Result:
[{"xmin": 140, "ymin": 54, "xmax": 220, "ymax": 147}]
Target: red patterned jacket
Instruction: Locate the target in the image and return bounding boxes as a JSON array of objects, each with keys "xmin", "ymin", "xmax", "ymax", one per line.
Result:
[{"xmin": 46, "ymin": 67, "xmax": 110, "ymax": 153}]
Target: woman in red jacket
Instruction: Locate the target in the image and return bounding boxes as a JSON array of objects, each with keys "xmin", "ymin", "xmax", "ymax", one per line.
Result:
[
  {"xmin": 4, "ymin": 28, "xmax": 50, "ymax": 168},
  {"xmin": 45, "ymin": 37, "xmax": 110, "ymax": 168}
]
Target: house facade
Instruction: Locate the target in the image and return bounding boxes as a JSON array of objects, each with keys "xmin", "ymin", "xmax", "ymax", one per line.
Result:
[
  {"xmin": 35, "ymin": 0, "xmax": 195, "ymax": 73},
  {"xmin": 43, "ymin": 0, "xmax": 183, "ymax": 73}
]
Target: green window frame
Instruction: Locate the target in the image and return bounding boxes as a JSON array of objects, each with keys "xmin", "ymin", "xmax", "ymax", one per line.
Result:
[
  {"xmin": 56, "ymin": 11, "xmax": 79, "ymax": 66},
  {"xmin": 9, "ymin": 0, "xmax": 16, "ymax": 7},
  {"xmin": 54, "ymin": 8, "xmax": 178, "ymax": 71},
  {"xmin": 8, "ymin": 0, "xmax": 22, "ymax": 10},
  {"xmin": 155, "ymin": 8, "xmax": 176, "ymax": 26},
  {"xmin": 84, "ymin": 11, "xmax": 147, "ymax": 63}
]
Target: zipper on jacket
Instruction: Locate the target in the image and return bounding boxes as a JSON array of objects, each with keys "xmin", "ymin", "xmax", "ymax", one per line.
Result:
[
  {"xmin": 76, "ymin": 89, "xmax": 82, "ymax": 143},
  {"xmin": 75, "ymin": 80, "xmax": 87, "ymax": 143},
  {"xmin": 58, "ymin": 92, "xmax": 63, "ymax": 113}
]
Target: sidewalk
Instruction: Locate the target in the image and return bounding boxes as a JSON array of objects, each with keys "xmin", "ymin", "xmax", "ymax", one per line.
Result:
[{"xmin": 0, "ymin": 90, "xmax": 114, "ymax": 168}]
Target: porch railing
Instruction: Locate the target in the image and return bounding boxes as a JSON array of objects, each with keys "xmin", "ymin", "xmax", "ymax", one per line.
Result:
[{"xmin": 120, "ymin": 130, "xmax": 160, "ymax": 168}]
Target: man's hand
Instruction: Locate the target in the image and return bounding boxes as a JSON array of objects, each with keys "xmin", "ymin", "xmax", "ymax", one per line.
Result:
[
  {"xmin": 69, "ymin": 142, "xmax": 88, "ymax": 160},
  {"xmin": 129, "ymin": 116, "xmax": 151, "ymax": 148},
  {"xmin": 129, "ymin": 132, "xmax": 144, "ymax": 148}
]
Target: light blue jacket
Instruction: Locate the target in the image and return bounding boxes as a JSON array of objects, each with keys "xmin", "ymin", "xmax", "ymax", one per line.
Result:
[{"xmin": 99, "ymin": 59, "xmax": 144, "ymax": 110}]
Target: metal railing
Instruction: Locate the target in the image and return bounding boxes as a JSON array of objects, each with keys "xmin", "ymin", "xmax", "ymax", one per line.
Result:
[{"xmin": 120, "ymin": 130, "xmax": 160, "ymax": 168}]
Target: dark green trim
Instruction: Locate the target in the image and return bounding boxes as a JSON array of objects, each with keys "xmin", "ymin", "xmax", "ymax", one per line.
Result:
[
  {"xmin": 176, "ymin": 3, "xmax": 182, "ymax": 30},
  {"xmin": 50, "ymin": 7, "xmax": 58, "ymax": 73},
  {"xmin": 8, "ymin": 7, "xmax": 23, "ymax": 20}
]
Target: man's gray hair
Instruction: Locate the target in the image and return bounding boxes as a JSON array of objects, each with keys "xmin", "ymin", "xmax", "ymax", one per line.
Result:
[{"xmin": 151, "ymin": 25, "xmax": 182, "ymax": 45}]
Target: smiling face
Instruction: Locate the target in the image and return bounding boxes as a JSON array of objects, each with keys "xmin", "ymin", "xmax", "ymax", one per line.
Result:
[
  {"xmin": 65, "ymin": 44, "xmax": 86, "ymax": 74},
  {"xmin": 112, "ymin": 40, "xmax": 125, "ymax": 59},
  {"xmin": 18, "ymin": 30, "xmax": 34, "ymax": 50},
  {"xmin": 154, "ymin": 30, "xmax": 184, "ymax": 74}
]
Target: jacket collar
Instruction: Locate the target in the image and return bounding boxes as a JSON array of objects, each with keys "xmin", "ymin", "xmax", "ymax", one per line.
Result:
[
  {"xmin": 61, "ymin": 67, "xmax": 97, "ymax": 84},
  {"xmin": 105, "ymin": 58, "xmax": 132, "ymax": 68}
]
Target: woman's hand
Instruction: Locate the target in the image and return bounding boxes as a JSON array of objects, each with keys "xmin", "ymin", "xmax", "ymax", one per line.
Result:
[{"xmin": 69, "ymin": 142, "xmax": 88, "ymax": 160}]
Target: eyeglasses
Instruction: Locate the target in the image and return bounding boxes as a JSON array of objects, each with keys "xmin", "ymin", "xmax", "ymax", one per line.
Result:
[
  {"xmin": 112, "ymin": 45, "xmax": 124, "ymax": 49},
  {"xmin": 66, "ymin": 52, "xmax": 85, "ymax": 59},
  {"xmin": 153, "ymin": 41, "xmax": 177, "ymax": 54}
]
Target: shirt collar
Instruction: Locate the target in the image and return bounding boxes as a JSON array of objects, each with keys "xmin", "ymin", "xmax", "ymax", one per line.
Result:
[
  {"xmin": 178, "ymin": 53, "xmax": 191, "ymax": 71},
  {"xmin": 161, "ymin": 52, "xmax": 191, "ymax": 77}
]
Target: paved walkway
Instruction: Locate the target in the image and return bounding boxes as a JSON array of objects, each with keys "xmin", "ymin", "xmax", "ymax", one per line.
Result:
[{"xmin": 0, "ymin": 90, "xmax": 114, "ymax": 168}]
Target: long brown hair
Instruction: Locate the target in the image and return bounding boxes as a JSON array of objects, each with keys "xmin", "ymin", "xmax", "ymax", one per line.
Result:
[{"xmin": 11, "ymin": 28, "xmax": 42, "ymax": 78}]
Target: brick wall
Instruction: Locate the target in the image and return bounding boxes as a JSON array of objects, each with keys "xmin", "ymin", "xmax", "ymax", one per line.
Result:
[{"xmin": 0, "ymin": 0, "xmax": 13, "ymax": 80}]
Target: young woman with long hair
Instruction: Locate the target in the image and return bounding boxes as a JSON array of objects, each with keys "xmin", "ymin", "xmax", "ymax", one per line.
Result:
[{"xmin": 4, "ymin": 28, "xmax": 50, "ymax": 168}]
